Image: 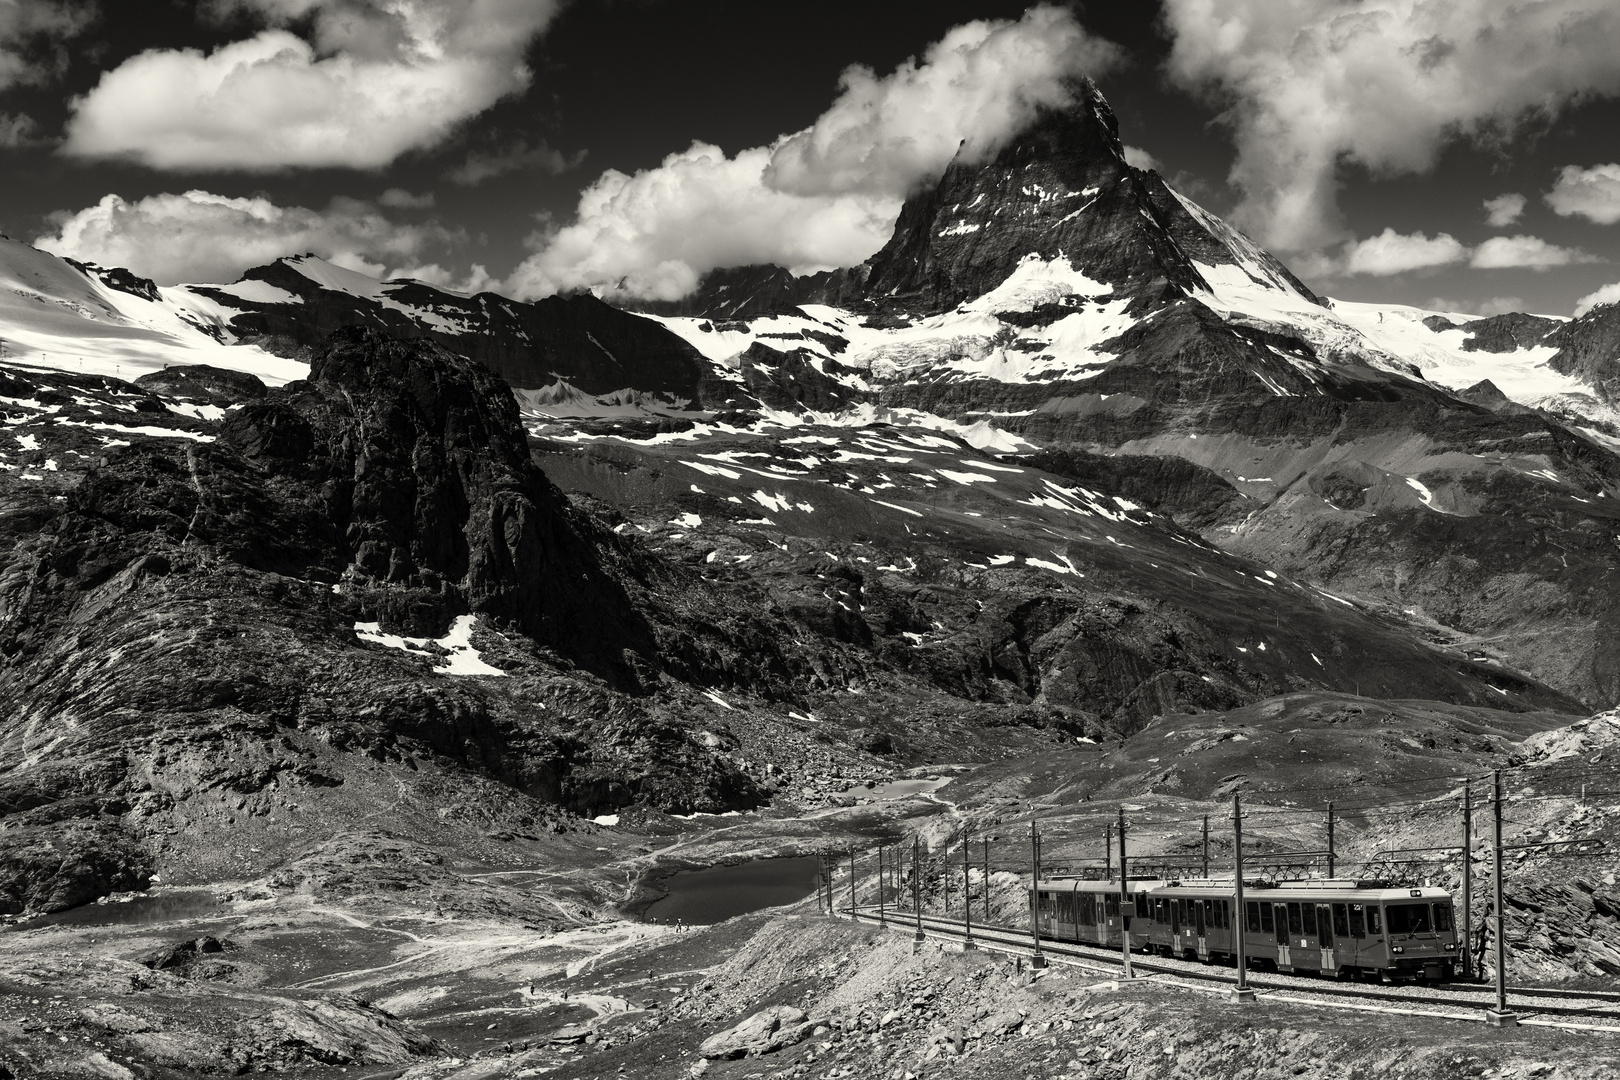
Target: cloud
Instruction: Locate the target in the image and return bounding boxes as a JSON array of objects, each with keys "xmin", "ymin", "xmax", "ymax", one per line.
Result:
[
  {"xmin": 1426, "ymin": 295, "xmax": 1527, "ymax": 317},
  {"xmin": 34, "ymin": 189, "xmax": 456, "ymax": 285},
  {"xmin": 391, "ymin": 262, "xmax": 498, "ymax": 295},
  {"xmin": 0, "ymin": 0, "xmax": 95, "ymax": 91},
  {"xmin": 761, "ymin": 7, "xmax": 1121, "ymax": 198},
  {"xmin": 1331, "ymin": 227, "xmax": 1596, "ymax": 276},
  {"xmin": 1123, "ymin": 145, "xmax": 1161, "ymax": 172},
  {"xmin": 1162, "ymin": 0, "xmax": 1620, "ymax": 252},
  {"xmin": 1546, "ymin": 163, "xmax": 1620, "ymax": 225},
  {"xmin": 1483, "ymin": 193, "xmax": 1526, "ymax": 228},
  {"xmin": 0, "ymin": 112, "xmax": 38, "ymax": 147},
  {"xmin": 61, "ymin": 0, "xmax": 561, "ymax": 171},
  {"xmin": 1469, "ymin": 234, "xmax": 1598, "ymax": 270},
  {"xmin": 378, "ymin": 188, "xmax": 434, "ymax": 209},
  {"xmin": 1574, "ymin": 282, "xmax": 1620, "ymax": 317},
  {"xmin": 506, "ymin": 5, "xmax": 1123, "ymax": 301},
  {"xmin": 445, "ymin": 139, "xmax": 587, "ymax": 186},
  {"xmin": 1342, "ymin": 228, "xmax": 1466, "ymax": 276}
]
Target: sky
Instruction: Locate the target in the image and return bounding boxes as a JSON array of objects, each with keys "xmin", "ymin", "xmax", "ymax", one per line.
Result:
[{"xmin": 3, "ymin": 0, "xmax": 1620, "ymax": 317}]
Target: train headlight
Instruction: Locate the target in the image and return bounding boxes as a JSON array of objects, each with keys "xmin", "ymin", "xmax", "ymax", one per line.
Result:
[
  {"xmin": 1444, "ymin": 943, "xmax": 1456, "ymax": 951},
  {"xmin": 1391, "ymin": 946, "xmax": 1405, "ymax": 954}
]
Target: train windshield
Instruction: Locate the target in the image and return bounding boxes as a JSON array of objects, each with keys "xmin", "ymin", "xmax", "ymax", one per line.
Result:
[{"xmin": 1385, "ymin": 903, "xmax": 1433, "ymax": 934}]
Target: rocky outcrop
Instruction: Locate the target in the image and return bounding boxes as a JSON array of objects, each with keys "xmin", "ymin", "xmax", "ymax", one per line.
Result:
[
  {"xmin": 629, "ymin": 264, "xmax": 867, "ymax": 320},
  {"xmin": 1016, "ymin": 447, "xmax": 1250, "ymax": 530},
  {"xmin": 133, "ymin": 364, "xmax": 269, "ymax": 406},
  {"xmin": 203, "ymin": 257, "xmax": 713, "ymax": 396},
  {"xmin": 698, "ymin": 1004, "xmax": 815, "ymax": 1058},
  {"xmin": 1547, "ymin": 304, "xmax": 1620, "ymax": 405},
  {"xmin": 862, "ymin": 79, "xmax": 1207, "ymax": 315},
  {"xmin": 0, "ymin": 822, "xmax": 152, "ymax": 914}
]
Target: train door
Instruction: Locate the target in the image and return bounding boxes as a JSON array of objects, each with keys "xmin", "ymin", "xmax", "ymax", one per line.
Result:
[
  {"xmin": 1194, "ymin": 898, "xmax": 1208, "ymax": 960},
  {"xmin": 1274, "ymin": 903, "xmax": 1291, "ymax": 970},
  {"xmin": 1170, "ymin": 897, "xmax": 1183, "ymax": 956},
  {"xmin": 1316, "ymin": 904, "xmax": 1336, "ymax": 973}
]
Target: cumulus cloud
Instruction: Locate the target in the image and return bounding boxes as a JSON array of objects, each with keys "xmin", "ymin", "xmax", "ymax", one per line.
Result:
[
  {"xmin": 506, "ymin": 5, "xmax": 1122, "ymax": 301},
  {"xmin": 1546, "ymin": 163, "xmax": 1620, "ymax": 225},
  {"xmin": 1483, "ymin": 193, "xmax": 1526, "ymax": 228},
  {"xmin": 1574, "ymin": 282, "xmax": 1620, "ymax": 317},
  {"xmin": 1469, "ymin": 234, "xmax": 1598, "ymax": 270},
  {"xmin": 445, "ymin": 138, "xmax": 587, "ymax": 186},
  {"xmin": 378, "ymin": 188, "xmax": 434, "ymax": 209},
  {"xmin": 1162, "ymin": 0, "xmax": 1620, "ymax": 253},
  {"xmin": 1342, "ymin": 228, "xmax": 1466, "ymax": 276},
  {"xmin": 1123, "ymin": 145, "xmax": 1161, "ymax": 172},
  {"xmin": 0, "ymin": 0, "xmax": 94, "ymax": 91},
  {"xmin": 34, "ymin": 189, "xmax": 456, "ymax": 285},
  {"xmin": 61, "ymin": 0, "xmax": 561, "ymax": 170}
]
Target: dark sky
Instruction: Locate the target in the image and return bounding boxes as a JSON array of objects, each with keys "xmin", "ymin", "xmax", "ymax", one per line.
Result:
[{"xmin": 3, "ymin": 0, "xmax": 1618, "ymax": 316}]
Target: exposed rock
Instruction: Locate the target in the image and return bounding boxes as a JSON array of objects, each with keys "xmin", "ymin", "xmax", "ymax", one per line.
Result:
[
  {"xmin": 697, "ymin": 1004, "xmax": 813, "ymax": 1058},
  {"xmin": 0, "ymin": 822, "xmax": 152, "ymax": 914}
]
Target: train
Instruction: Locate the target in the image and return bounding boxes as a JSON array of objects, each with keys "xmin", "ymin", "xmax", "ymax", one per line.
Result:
[{"xmin": 1031, "ymin": 877, "xmax": 1461, "ymax": 982}]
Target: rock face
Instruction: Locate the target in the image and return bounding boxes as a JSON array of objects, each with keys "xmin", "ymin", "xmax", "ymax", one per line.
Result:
[
  {"xmin": 194, "ymin": 257, "xmax": 713, "ymax": 399},
  {"xmin": 0, "ymin": 330, "xmax": 806, "ymax": 912},
  {"xmin": 697, "ymin": 1004, "xmax": 814, "ymax": 1059},
  {"xmin": 0, "ymin": 822, "xmax": 151, "ymax": 914},
  {"xmin": 862, "ymin": 81, "xmax": 1207, "ymax": 315},
  {"xmin": 1547, "ymin": 304, "xmax": 1620, "ymax": 405}
]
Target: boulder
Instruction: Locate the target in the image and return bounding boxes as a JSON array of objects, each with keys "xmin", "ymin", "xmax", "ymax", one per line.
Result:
[{"xmin": 697, "ymin": 1005, "xmax": 813, "ymax": 1059}]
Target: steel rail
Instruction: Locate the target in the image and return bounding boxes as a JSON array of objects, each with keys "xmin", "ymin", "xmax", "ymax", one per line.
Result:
[{"xmin": 841, "ymin": 906, "xmax": 1620, "ymax": 1025}]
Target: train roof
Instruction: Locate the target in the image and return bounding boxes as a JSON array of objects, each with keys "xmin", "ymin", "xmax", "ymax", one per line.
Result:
[
  {"xmin": 1146, "ymin": 880, "xmax": 1454, "ymax": 901},
  {"xmin": 1032, "ymin": 878, "xmax": 1169, "ymax": 891}
]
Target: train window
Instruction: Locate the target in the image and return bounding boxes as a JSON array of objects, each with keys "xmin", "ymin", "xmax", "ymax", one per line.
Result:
[
  {"xmin": 1386, "ymin": 903, "xmax": 1431, "ymax": 934},
  {"xmin": 1332, "ymin": 904, "xmax": 1349, "ymax": 938},
  {"xmin": 1260, "ymin": 903, "xmax": 1274, "ymax": 932},
  {"xmin": 1105, "ymin": 894, "xmax": 1119, "ymax": 917},
  {"xmin": 1435, "ymin": 904, "xmax": 1453, "ymax": 932},
  {"xmin": 1302, "ymin": 903, "xmax": 1317, "ymax": 935},
  {"xmin": 1348, "ymin": 904, "xmax": 1365, "ymax": 938},
  {"xmin": 1287, "ymin": 902, "xmax": 1302, "ymax": 935},
  {"xmin": 1368, "ymin": 906, "xmax": 1382, "ymax": 934},
  {"xmin": 1246, "ymin": 901, "xmax": 1259, "ymax": 933},
  {"xmin": 1157, "ymin": 898, "xmax": 1169, "ymax": 923}
]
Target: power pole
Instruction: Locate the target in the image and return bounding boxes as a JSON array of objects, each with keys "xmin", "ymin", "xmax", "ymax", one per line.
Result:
[
  {"xmin": 982, "ymin": 836, "xmax": 992, "ymax": 924},
  {"xmin": 1118, "ymin": 806, "xmax": 1133, "ymax": 979},
  {"xmin": 1486, "ymin": 769, "xmax": 1515, "ymax": 1027},
  {"xmin": 1105, "ymin": 821, "xmax": 1113, "ymax": 882},
  {"xmin": 877, "ymin": 845, "xmax": 886, "ymax": 925},
  {"xmin": 962, "ymin": 826, "xmax": 975, "ymax": 949},
  {"xmin": 1461, "ymin": 778, "xmax": 1472, "ymax": 980},
  {"xmin": 1029, "ymin": 819, "xmax": 1047, "ymax": 968},
  {"xmin": 1202, "ymin": 815, "xmax": 1210, "ymax": 877},
  {"xmin": 1230, "ymin": 794, "xmax": 1254, "ymax": 1003},
  {"xmin": 1326, "ymin": 802, "xmax": 1336, "ymax": 879},
  {"xmin": 912, "ymin": 837, "xmax": 925, "ymax": 949},
  {"xmin": 849, "ymin": 847, "xmax": 857, "ymax": 919}
]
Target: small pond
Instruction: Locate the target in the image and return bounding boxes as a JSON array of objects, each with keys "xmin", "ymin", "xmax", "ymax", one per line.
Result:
[
  {"xmin": 3, "ymin": 889, "xmax": 222, "ymax": 933},
  {"xmin": 642, "ymin": 855, "xmax": 822, "ymax": 925},
  {"xmin": 844, "ymin": 777, "xmax": 952, "ymax": 801}
]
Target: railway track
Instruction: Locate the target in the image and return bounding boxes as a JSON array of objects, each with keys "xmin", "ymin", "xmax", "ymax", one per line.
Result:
[{"xmin": 845, "ymin": 906, "xmax": 1620, "ymax": 1029}]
